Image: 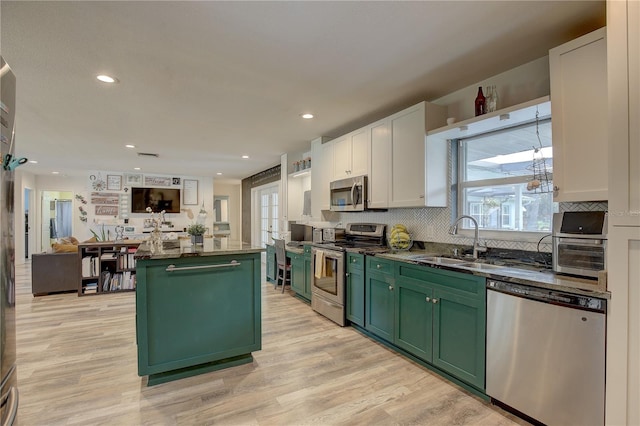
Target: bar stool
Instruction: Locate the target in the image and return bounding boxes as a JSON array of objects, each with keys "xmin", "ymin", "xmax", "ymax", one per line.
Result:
[{"xmin": 274, "ymin": 239, "xmax": 291, "ymax": 293}]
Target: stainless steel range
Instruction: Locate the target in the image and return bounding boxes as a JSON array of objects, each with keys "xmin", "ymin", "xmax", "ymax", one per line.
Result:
[{"xmin": 310, "ymin": 223, "xmax": 386, "ymax": 326}]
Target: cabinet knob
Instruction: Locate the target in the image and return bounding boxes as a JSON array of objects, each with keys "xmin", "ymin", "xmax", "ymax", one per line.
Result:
[
  {"xmin": 388, "ymin": 285, "xmax": 394, "ymax": 291},
  {"xmin": 377, "ymin": 264, "xmax": 381, "ymax": 269},
  {"xmin": 432, "ymin": 298, "xmax": 439, "ymax": 304},
  {"xmin": 352, "ymin": 258, "xmax": 356, "ymax": 263},
  {"xmin": 346, "ymin": 272, "xmax": 350, "ymax": 277},
  {"xmin": 425, "ymin": 297, "xmax": 431, "ymax": 302}
]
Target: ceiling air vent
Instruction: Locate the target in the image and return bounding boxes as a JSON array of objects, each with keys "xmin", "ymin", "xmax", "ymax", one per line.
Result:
[{"xmin": 137, "ymin": 152, "xmax": 159, "ymax": 158}]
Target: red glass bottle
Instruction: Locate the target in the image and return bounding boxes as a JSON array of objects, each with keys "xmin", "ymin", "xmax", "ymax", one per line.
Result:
[{"xmin": 474, "ymin": 86, "xmax": 486, "ymax": 116}]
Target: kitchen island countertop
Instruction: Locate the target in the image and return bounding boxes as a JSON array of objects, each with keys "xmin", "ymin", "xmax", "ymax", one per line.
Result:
[{"xmin": 134, "ymin": 237, "xmax": 264, "ymax": 260}]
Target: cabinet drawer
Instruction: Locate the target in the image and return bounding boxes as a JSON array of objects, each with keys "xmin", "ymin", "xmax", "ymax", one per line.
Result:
[
  {"xmin": 397, "ymin": 263, "xmax": 485, "ymax": 297},
  {"xmin": 366, "ymin": 256, "xmax": 394, "ymax": 275},
  {"xmin": 347, "ymin": 253, "xmax": 364, "ymax": 270}
]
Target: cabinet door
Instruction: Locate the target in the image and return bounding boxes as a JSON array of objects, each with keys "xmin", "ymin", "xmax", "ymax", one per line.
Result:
[
  {"xmin": 332, "ymin": 135, "xmax": 351, "ymax": 180},
  {"xmin": 290, "ymin": 254, "xmax": 305, "ymax": 295},
  {"xmin": 346, "ymin": 253, "xmax": 365, "ymax": 326},
  {"xmin": 311, "ymin": 140, "xmax": 334, "ymax": 214},
  {"xmin": 608, "ymin": 1, "xmax": 640, "ymax": 227},
  {"xmin": 550, "ymin": 28, "xmax": 608, "ymax": 202},
  {"xmin": 431, "ymin": 287, "xmax": 486, "ymax": 389},
  {"xmin": 303, "ymin": 255, "xmax": 312, "ymax": 300},
  {"xmin": 369, "ymin": 119, "xmax": 391, "ymax": 208},
  {"xmin": 395, "ymin": 278, "xmax": 433, "ymax": 362},
  {"xmin": 387, "ymin": 102, "xmax": 447, "ymax": 208},
  {"xmin": 365, "ymin": 272, "xmax": 395, "ymax": 341},
  {"xmin": 350, "ymin": 127, "xmax": 370, "ymax": 177},
  {"xmin": 266, "ymin": 245, "xmax": 276, "ymax": 282}
]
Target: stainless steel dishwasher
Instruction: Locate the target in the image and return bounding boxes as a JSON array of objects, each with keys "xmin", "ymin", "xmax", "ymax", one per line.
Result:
[{"xmin": 486, "ymin": 279, "xmax": 606, "ymax": 426}]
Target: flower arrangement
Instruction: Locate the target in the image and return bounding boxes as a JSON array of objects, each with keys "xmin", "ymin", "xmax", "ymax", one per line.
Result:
[{"xmin": 186, "ymin": 223, "xmax": 206, "ymax": 236}]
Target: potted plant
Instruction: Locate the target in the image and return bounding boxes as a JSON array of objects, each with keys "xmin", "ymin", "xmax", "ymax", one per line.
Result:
[{"xmin": 187, "ymin": 223, "xmax": 206, "ymax": 246}]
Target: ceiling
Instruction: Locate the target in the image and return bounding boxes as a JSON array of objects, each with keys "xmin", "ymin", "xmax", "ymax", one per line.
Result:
[{"xmin": 1, "ymin": 1, "xmax": 605, "ymax": 181}]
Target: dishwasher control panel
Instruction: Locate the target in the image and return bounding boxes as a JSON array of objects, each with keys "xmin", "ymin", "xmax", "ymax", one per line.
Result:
[{"xmin": 487, "ymin": 279, "xmax": 606, "ymax": 313}]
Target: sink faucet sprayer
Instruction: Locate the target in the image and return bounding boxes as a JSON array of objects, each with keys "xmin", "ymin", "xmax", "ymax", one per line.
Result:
[{"xmin": 449, "ymin": 215, "xmax": 486, "ymax": 259}]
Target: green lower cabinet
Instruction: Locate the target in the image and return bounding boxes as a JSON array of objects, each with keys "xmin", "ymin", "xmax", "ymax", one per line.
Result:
[
  {"xmin": 395, "ymin": 278, "xmax": 433, "ymax": 362},
  {"xmin": 346, "ymin": 253, "xmax": 365, "ymax": 326},
  {"xmin": 288, "ymin": 247, "xmax": 312, "ymax": 301},
  {"xmin": 364, "ymin": 257, "xmax": 486, "ymax": 391},
  {"xmin": 136, "ymin": 253, "xmax": 261, "ymax": 385},
  {"xmin": 290, "ymin": 252, "xmax": 306, "ymax": 295},
  {"xmin": 266, "ymin": 244, "xmax": 276, "ymax": 282},
  {"xmin": 432, "ymin": 287, "xmax": 485, "ymax": 389},
  {"xmin": 365, "ymin": 271, "xmax": 395, "ymax": 341}
]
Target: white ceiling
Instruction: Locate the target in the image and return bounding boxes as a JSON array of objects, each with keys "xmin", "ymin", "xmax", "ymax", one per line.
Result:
[{"xmin": 1, "ymin": 1, "xmax": 605, "ymax": 181}]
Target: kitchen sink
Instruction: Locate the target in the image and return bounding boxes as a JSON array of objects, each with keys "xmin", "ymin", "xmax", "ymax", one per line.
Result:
[
  {"xmin": 457, "ymin": 262, "xmax": 506, "ymax": 271},
  {"xmin": 411, "ymin": 256, "xmax": 469, "ymax": 265}
]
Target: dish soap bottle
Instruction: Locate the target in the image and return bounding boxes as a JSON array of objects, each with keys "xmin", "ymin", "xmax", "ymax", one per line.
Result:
[{"xmin": 474, "ymin": 86, "xmax": 486, "ymax": 116}]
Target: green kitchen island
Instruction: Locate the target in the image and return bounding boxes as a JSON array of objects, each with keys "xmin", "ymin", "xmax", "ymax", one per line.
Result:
[{"xmin": 135, "ymin": 238, "xmax": 264, "ymax": 386}]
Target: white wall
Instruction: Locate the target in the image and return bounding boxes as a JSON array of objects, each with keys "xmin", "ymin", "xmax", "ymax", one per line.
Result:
[{"xmin": 14, "ymin": 170, "xmax": 37, "ymax": 264}]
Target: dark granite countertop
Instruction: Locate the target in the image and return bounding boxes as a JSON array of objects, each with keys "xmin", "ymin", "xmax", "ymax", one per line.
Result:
[
  {"xmin": 135, "ymin": 238, "xmax": 264, "ymax": 260},
  {"xmin": 372, "ymin": 249, "xmax": 610, "ymax": 299}
]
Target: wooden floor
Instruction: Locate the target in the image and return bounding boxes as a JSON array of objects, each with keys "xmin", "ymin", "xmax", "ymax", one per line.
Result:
[{"xmin": 13, "ymin": 260, "xmax": 528, "ymax": 425}]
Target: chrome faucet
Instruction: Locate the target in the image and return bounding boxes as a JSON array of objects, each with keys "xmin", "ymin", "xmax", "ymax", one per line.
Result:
[{"xmin": 449, "ymin": 215, "xmax": 486, "ymax": 259}]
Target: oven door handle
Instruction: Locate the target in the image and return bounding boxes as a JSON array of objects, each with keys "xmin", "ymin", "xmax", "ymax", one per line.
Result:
[
  {"xmin": 314, "ymin": 249, "xmax": 342, "ymax": 260},
  {"xmin": 557, "ymin": 238, "xmax": 605, "ymax": 245}
]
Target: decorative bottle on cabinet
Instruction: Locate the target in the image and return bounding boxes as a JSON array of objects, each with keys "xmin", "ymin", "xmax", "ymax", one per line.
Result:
[{"xmin": 474, "ymin": 86, "xmax": 486, "ymax": 116}]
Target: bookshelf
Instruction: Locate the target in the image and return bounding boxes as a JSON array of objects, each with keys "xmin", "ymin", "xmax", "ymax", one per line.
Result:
[{"xmin": 78, "ymin": 241, "xmax": 141, "ymax": 296}]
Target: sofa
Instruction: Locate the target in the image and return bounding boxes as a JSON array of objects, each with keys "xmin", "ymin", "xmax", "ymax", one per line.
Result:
[{"xmin": 31, "ymin": 252, "xmax": 79, "ymax": 296}]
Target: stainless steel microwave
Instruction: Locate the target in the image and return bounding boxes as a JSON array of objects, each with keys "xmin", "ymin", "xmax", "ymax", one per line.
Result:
[{"xmin": 330, "ymin": 175, "xmax": 367, "ymax": 212}]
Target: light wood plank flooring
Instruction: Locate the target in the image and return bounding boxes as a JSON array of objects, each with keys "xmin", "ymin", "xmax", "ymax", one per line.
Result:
[{"xmin": 13, "ymin": 260, "xmax": 528, "ymax": 425}]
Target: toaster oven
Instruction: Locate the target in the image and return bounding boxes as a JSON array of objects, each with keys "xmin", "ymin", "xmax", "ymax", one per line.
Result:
[{"xmin": 552, "ymin": 211, "xmax": 607, "ymax": 279}]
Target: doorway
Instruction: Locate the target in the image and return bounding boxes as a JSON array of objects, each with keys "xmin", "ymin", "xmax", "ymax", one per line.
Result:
[
  {"xmin": 41, "ymin": 191, "xmax": 73, "ymax": 252},
  {"xmin": 251, "ymin": 183, "xmax": 279, "ymax": 247}
]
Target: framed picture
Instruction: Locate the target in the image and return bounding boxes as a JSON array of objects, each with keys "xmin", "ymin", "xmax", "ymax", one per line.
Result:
[
  {"xmin": 95, "ymin": 205, "xmax": 119, "ymax": 216},
  {"xmin": 107, "ymin": 175, "xmax": 122, "ymax": 191},
  {"xmin": 183, "ymin": 179, "xmax": 198, "ymax": 205},
  {"xmin": 124, "ymin": 173, "xmax": 142, "ymax": 185},
  {"xmin": 144, "ymin": 176, "xmax": 172, "ymax": 187}
]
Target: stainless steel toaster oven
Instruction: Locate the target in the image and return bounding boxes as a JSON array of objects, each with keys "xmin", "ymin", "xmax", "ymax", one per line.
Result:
[{"xmin": 552, "ymin": 211, "xmax": 607, "ymax": 279}]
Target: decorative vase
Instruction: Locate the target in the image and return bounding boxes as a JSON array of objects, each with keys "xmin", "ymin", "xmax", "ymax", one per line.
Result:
[{"xmin": 190, "ymin": 235, "xmax": 204, "ymax": 246}]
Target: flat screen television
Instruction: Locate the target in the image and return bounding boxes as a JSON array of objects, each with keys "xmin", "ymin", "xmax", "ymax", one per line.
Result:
[{"xmin": 131, "ymin": 187, "xmax": 181, "ymax": 213}]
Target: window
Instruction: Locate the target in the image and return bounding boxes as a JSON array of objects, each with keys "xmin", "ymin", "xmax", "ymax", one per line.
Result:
[{"xmin": 458, "ymin": 119, "xmax": 554, "ymax": 233}]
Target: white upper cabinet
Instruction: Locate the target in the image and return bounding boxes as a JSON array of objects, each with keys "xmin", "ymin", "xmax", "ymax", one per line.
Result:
[
  {"xmin": 369, "ymin": 118, "xmax": 391, "ymax": 209},
  {"xmin": 332, "ymin": 127, "xmax": 369, "ymax": 180},
  {"xmin": 371, "ymin": 101, "xmax": 448, "ymax": 208},
  {"xmin": 310, "ymin": 137, "xmax": 334, "ymax": 218},
  {"xmin": 608, "ymin": 2, "xmax": 639, "ymax": 227},
  {"xmin": 549, "ymin": 27, "xmax": 608, "ymax": 202}
]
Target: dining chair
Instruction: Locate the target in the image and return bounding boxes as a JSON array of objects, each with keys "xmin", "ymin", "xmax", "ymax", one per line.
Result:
[{"xmin": 274, "ymin": 239, "xmax": 291, "ymax": 293}]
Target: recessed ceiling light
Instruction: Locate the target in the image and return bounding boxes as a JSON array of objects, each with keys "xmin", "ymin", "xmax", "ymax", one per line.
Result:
[
  {"xmin": 242, "ymin": 155, "xmax": 249, "ymax": 159},
  {"xmin": 216, "ymin": 172, "xmax": 222, "ymax": 175},
  {"xmin": 301, "ymin": 113, "xmax": 314, "ymax": 119},
  {"xmin": 125, "ymin": 144, "xmax": 135, "ymax": 149},
  {"xmin": 134, "ymin": 167, "xmax": 141, "ymax": 170},
  {"xmin": 97, "ymin": 74, "xmax": 118, "ymax": 83},
  {"xmin": 29, "ymin": 160, "xmax": 38, "ymax": 164},
  {"xmin": 52, "ymin": 171, "xmax": 59, "ymax": 174}
]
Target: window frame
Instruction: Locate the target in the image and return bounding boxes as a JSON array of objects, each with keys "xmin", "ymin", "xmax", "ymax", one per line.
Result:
[{"xmin": 455, "ymin": 123, "xmax": 555, "ymax": 242}]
